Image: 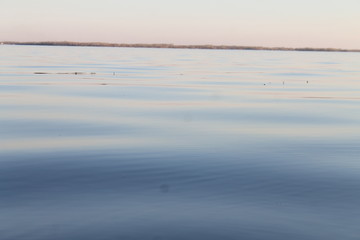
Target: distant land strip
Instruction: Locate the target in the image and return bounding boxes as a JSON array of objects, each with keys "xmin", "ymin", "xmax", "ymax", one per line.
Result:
[{"xmin": 2, "ymin": 41, "xmax": 360, "ymax": 52}]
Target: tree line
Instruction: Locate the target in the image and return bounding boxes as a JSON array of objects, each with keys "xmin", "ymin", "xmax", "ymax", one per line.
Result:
[{"xmin": 2, "ymin": 41, "xmax": 359, "ymax": 52}]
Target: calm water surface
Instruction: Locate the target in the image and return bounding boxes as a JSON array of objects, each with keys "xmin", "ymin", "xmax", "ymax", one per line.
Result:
[{"xmin": 1, "ymin": 45, "xmax": 360, "ymax": 239}]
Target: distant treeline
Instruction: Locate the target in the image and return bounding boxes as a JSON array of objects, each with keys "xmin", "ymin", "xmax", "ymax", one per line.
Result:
[{"xmin": 2, "ymin": 41, "xmax": 360, "ymax": 52}]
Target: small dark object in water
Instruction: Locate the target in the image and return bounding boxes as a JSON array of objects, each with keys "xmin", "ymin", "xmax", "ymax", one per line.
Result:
[{"xmin": 160, "ymin": 184, "xmax": 169, "ymax": 193}]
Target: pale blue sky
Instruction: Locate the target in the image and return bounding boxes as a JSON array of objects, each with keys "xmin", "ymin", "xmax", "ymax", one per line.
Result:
[{"xmin": 1, "ymin": 0, "xmax": 360, "ymax": 48}]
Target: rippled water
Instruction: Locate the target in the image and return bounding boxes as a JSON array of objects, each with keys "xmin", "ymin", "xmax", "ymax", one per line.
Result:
[{"xmin": 1, "ymin": 45, "xmax": 360, "ymax": 239}]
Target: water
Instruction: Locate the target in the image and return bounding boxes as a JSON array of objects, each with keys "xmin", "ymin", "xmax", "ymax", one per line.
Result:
[{"xmin": 1, "ymin": 45, "xmax": 360, "ymax": 240}]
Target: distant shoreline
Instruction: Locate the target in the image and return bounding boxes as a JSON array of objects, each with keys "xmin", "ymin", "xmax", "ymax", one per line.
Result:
[{"xmin": 2, "ymin": 41, "xmax": 360, "ymax": 53}]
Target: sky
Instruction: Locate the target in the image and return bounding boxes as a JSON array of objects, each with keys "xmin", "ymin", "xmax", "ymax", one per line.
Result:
[{"xmin": 1, "ymin": 0, "xmax": 360, "ymax": 49}]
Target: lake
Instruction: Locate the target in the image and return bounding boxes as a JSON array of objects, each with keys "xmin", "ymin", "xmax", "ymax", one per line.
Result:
[{"xmin": 1, "ymin": 45, "xmax": 360, "ymax": 240}]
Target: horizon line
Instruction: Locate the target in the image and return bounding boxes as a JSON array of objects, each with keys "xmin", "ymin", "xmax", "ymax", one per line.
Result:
[{"xmin": 2, "ymin": 41, "xmax": 360, "ymax": 53}]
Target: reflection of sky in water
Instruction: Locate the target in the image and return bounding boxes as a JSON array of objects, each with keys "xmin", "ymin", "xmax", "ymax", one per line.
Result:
[{"xmin": 1, "ymin": 45, "xmax": 360, "ymax": 240}]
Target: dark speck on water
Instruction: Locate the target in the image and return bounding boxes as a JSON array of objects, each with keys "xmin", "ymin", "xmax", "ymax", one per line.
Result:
[
  {"xmin": 1, "ymin": 45, "xmax": 360, "ymax": 240},
  {"xmin": 159, "ymin": 184, "xmax": 170, "ymax": 193}
]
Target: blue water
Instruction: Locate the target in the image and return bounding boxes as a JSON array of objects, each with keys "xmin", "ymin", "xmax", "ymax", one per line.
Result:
[{"xmin": 1, "ymin": 45, "xmax": 360, "ymax": 240}]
